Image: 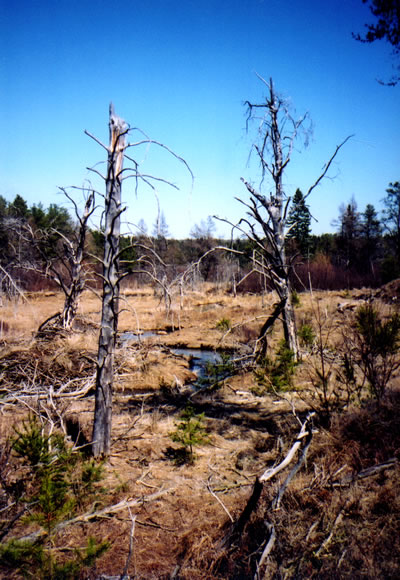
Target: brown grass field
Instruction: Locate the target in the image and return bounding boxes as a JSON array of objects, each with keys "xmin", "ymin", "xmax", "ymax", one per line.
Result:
[{"xmin": 0, "ymin": 283, "xmax": 400, "ymax": 578}]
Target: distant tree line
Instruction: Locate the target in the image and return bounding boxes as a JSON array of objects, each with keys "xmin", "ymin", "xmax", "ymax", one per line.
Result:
[{"xmin": 1, "ymin": 182, "xmax": 400, "ymax": 294}]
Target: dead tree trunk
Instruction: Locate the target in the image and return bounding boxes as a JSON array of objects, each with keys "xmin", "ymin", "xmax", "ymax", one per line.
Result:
[
  {"xmin": 240, "ymin": 77, "xmax": 300, "ymax": 359},
  {"xmin": 59, "ymin": 191, "xmax": 94, "ymax": 330},
  {"xmin": 92, "ymin": 105, "xmax": 127, "ymax": 457},
  {"xmin": 236, "ymin": 76, "xmax": 350, "ymax": 362},
  {"xmin": 86, "ymin": 106, "xmax": 191, "ymax": 457},
  {"xmin": 220, "ymin": 412, "xmax": 314, "ymax": 551},
  {"xmin": 21, "ymin": 190, "xmax": 95, "ymax": 336}
]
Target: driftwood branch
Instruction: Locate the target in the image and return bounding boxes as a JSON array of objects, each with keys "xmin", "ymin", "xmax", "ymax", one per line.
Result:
[
  {"xmin": 120, "ymin": 507, "xmax": 136, "ymax": 580},
  {"xmin": 329, "ymin": 457, "xmax": 398, "ymax": 487},
  {"xmin": 254, "ymin": 522, "xmax": 276, "ymax": 580},
  {"xmin": 206, "ymin": 477, "xmax": 234, "ymax": 522},
  {"xmin": 7, "ymin": 487, "xmax": 173, "ymax": 545},
  {"xmin": 260, "ymin": 412, "xmax": 315, "ymax": 482},
  {"xmin": 221, "ymin": 413, "xmax": 315, "ymax": 551},
  {"xmin": 0, "ymin": 264, "xmax": 27, "ymax": 302}
]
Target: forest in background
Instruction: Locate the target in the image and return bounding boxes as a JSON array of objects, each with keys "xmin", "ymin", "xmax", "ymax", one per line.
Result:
[{"xmin": 1, "ymin": 181, "xmax": 399, "ymax": 297}]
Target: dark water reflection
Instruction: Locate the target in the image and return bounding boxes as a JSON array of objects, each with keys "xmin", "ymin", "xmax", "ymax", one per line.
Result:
[
  {"xmin": 120, "ymin": 331, "xmax": 233, "ymax": 387},
  {"xmin": 172, "ymin": 348, "xmax": 222, "ymax": 379}
]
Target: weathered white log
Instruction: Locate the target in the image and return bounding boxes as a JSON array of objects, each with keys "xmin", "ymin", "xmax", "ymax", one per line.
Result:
[
  {"xmin": 260, "ymin": 413, "xmax": 314, "ymax": 482},
  {"xmin": 254, "ymin": 523, "xmax": 276, "ymax": 580}
]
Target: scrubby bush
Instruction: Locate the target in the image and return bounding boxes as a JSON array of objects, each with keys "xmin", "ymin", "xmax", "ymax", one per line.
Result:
[
  {"xmin": 169, "ymin": 405, "xmax": 210, "ymax": 464},
  {"xmin": 216, "ymin": 317, "xmax": 231, "ymax": 332},
  {"xmin": 298, "ymin": 323, "xmax": 315, "ymax": 348},
  {"xmin": 0, "ymin": 416, "xmax": 108, "ymax": 579},
  {"xmin": 254, "ymin": 340, "xmax": 297, "ymax": 393},
  {"xmin": 353, "ymin": 304, "xmax": 400, "ymax": 401}
]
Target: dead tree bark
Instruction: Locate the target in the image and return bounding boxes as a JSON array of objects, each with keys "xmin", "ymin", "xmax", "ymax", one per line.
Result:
[
  {"xmin": 88, "ymin": 106, "xmax": 192, "ymax": 457},
  {"xmin": 58, "ymin": 190, "xmax": 95, "ymax": 330},
  {"xmin": 5, "ymin": 190, "xmax": 95, "ymax": 335},
  {"xmin": 235, "ymin": 76, "xmax": 351, "ymax": 361},
  {"xmin": 221, "ymin": 412, "xmax": 314, "ymax": 551},
  {"xmin": 239, "ymin": 77, "xmax": 308, "ymax": 360},
  {"xmin": 92, "ymin": 105, "xmax": 127, "ymax": 457}
]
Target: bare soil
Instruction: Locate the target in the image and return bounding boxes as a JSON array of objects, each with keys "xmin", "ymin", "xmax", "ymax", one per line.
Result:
[{"xmin": 1, "ymin": 283, "xmax": 399, "ymax": 578}]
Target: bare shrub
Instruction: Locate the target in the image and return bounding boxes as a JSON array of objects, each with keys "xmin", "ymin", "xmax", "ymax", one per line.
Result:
[
  {"xmin": 294, "ymin": 254, "xmax": 377, "ymax": 291},
  {"xmin": 350, "ymin": 304, "xmax": 400, "ymax": 401}
]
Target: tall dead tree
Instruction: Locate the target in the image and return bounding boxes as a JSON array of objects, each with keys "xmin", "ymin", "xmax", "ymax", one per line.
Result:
[
  {"xmin": 92, "ymin": 105, "xmax": 128, "ymax": 457},
  {"xmin": 38, "ymin": 190, "xmax": 95, "ymax": 332},
  {"xmin": 5, "ymin": 190, "xmax": 95, "ymax": 333},
  {"xmin": 238, "ymin": 76, "xmax": 350, "ymax": 361},
  {"xmin": 58, "ymin": 190, "xmax": 95, "ymax": 329},
  {"xmin": 88, "ymin": 105, "xmax": 192, "ymax": 457}
]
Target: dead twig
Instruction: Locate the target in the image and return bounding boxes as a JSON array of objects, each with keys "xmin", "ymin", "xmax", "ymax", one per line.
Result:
[
  {"xmin": 254, "ymin": 522, "xmax": 276, "ymax": 580},
  {"xmin": 206, "ymin": 477, "xmax": 234, "ymax": 522},
  {"xmin": 119, "ymin": 507, "xmax": 136, "ymax": 580}
]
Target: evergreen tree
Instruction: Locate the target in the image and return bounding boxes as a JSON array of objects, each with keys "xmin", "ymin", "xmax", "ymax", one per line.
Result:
[
  {"xmin": 335, "ymin": 196, "xmax": 362, "ymax": 269},
  {"xmin": 190, "ymin": 216, "xmax": 216, "ymax": 239},
  {"xmin": 381, "ymin": 181, "xmax": 400, "ymax": 281},
  {"xmin": 286, "ymin": 189, "xmax": 311, "ymax": 256},
  {"xmin": 354, "ymin": 0, "xmax": 400, "ymax": 85},
  {"xmin": 360, "ymin": 203, "xmax": 381, "ymax": 278},
  {"xmin": 0, "ymin": 196, "xmax": 9, "ymax": 261},
  {"xmin": 30, "ymin": 203, "xmax": 47, "ymax": 230},
  {"xmin": 8, "ymin": 194, "xmax": 29, "ymax": 219},
  {"xmin": 137, "ymin": 218, "xmax": 148, "ymax": 236},
  {"xmin": 362, "ymin": 203, "xmax": 381, "ymax": 240},
  {"xmin": 382, "ymin": 181, "xmax": 400, "ymax": 258},
  {"xmin": 152, "ymin": 211, "xmax": 170, "ymax": 239}
]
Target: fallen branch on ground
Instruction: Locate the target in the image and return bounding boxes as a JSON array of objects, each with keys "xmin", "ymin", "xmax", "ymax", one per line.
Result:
[
  {"xmin": 220, "ymin": 412, "xmax": 315, "ymax": 559},
  {"xmin": 5, "ymin": 487, "xmax": 174, "ymax": 545}
]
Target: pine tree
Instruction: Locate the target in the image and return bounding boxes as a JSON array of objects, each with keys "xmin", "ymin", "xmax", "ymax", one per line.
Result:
[
  {"xmin": 382, "ymin": 181, "xmax": 400, "ymax": 260},
  {"xmin": 360, "ymin": 203, "xmax": 381, "ymax": 279},
  {"xmin": 8, "ymin": 195, "xmax": 29, "ymax": 219},
  {"xmin": 333, "ymin": 196, "xmax": 362, "ymax": 271},
  {"xmin": 362, "ymin": 203, "xmax": 381, "ymax": 240},
  {"xmin": 381, "ymin": 181, "xmax": 400, "ymax": 281},
  {"xmin": 286, "ymin": 189, "xmax": 311, "ymax": 256}
]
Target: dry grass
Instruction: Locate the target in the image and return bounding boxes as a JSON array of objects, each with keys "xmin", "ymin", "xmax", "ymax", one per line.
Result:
[{"xmin": 0, "ymin": 283, "xmax": 400, "ymax": 578}]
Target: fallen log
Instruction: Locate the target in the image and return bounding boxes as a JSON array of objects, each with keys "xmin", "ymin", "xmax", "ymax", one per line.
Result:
[{"xmin": 221, "ymin": 412, "xmax": 315, "ymax": 550}]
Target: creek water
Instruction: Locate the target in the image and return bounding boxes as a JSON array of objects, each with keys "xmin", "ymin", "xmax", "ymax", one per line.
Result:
[
  {"xmin": 172, "ymin": 348, "xmax": 222, "ymax": 379},
  {"xmin": 120, "ymin": 331, "xmax": 157, "ymax": 342},
  {"xmin": 120, "ymin": 330, "xmax": 225, "ymax": 384}
]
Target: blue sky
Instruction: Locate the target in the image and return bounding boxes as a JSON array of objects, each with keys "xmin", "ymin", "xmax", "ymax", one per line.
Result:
[{"xmin": 0, "ymin": 0, "xmax": 399, "ymax": 238}]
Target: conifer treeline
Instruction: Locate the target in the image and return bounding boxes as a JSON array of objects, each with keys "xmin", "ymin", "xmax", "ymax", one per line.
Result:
[{"xmin": 1, "ymin": 182, "xmax": 399, "ymax": 293}]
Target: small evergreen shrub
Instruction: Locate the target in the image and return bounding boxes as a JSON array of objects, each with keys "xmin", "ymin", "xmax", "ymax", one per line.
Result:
[
  {"xmin": 216, "ymin": 317, "xmax": 231, "ymax": 332},
  {"xmin": 254, "ymin": 340, "xmax": 297, "ymax": 393},
  {"xmin": 354, "ymin": 304, "xmax": 400, "ymax": 400},
  {"xmin": 0, "ymin": 416, "xmax": 108, "ymax": 579},
  {"xmin": 291, "ymin": 290, "xmax": 300, "ymax": 307},
  {"xmin": 298, "ymin": 323, "xmax": 315, "ymax": 348},
  {"xmin": 198, "ymin": 352, "xmax": 235, "ymax": 388},
  {"xmin": 169, "ymin": 405, "xmax": 210, "ymax": 464}
]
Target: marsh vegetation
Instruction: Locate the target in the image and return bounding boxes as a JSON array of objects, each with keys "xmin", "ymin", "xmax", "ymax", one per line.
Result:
[{"xmin": 0, "ymin": 281, "xmax": 399, "ymax": 578}]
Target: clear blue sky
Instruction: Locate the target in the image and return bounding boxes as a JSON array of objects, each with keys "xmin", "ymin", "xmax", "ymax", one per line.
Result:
[{"xmin": 1, "ymin": 0, "xmax": 399, "ymax": 238}]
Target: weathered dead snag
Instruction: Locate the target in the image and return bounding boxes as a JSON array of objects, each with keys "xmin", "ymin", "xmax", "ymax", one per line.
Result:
[
  {"xmin": 92, "ymin": 105, "xmax": 127, "ymax": 457},
  {"xmin": 255, "ymin": 298, "xmax": 286, "ymax": 360},
  {"xmin": 87, "ymin": 106, "xmax": 191, "ymax": 457},
  {"xmin": 218, "ymin": 75, "xmax": 351, "ymax": 363},
  {"xmin": 35, "ymin": 190, "xmax": 95, "ymax": 336}
]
